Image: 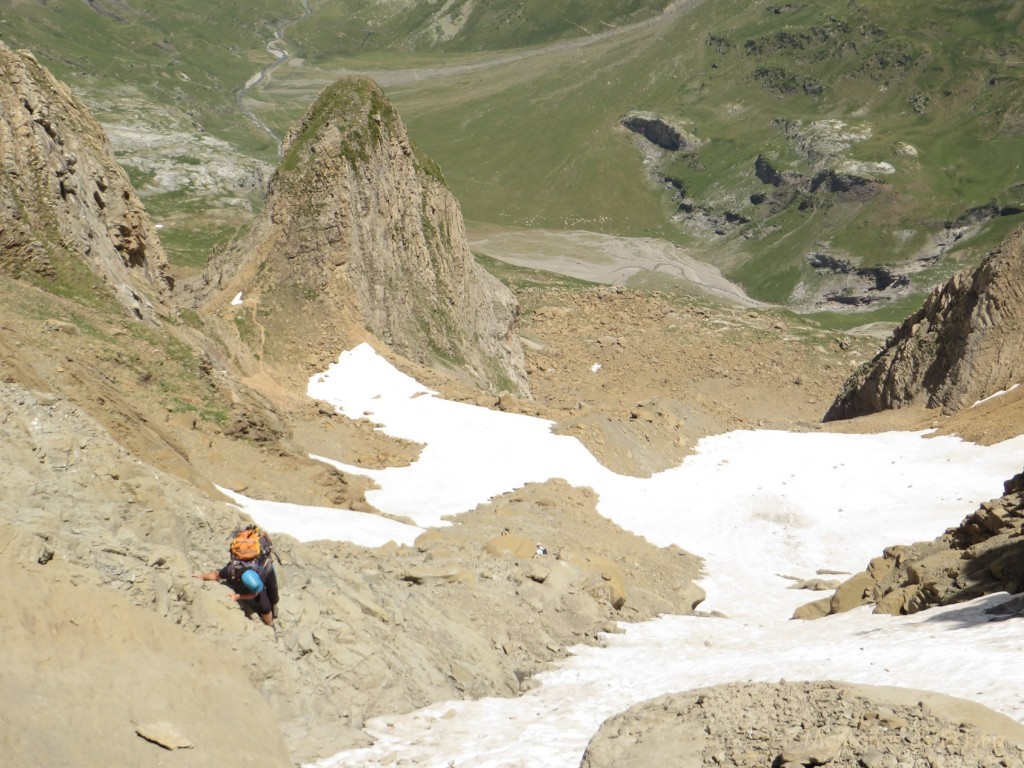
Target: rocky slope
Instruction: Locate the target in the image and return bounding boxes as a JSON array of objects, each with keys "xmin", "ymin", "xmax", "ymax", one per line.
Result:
[
  {"xmin": 0, "ymin": 42, "xmax": 172, "ymax": 322},
  {"xmin": 580, "ymin": 681, "xmax": 1024, "ymax": 768},
  {"xmin": 795, "ymin": 468, "xmax": 1024, "ymax": 621},
  {"xmin": 197, "ymin": 76, "xmax": 528, "ymax": 396},
  {"xmin": 0, "ymin": 49, "xmax": 705, "ymax": 764},
  {"xmin": 0, "ymin": 380, "xmax": 703, "ymax": 765},
  {"xmin": 825, "ymin": 225, "xmax": 1024, "ymax": 421}
]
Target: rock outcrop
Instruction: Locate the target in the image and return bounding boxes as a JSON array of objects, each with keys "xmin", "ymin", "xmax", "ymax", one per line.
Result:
[
  {"xmin": 202, "ymin": 76, "xmax": 528, "ymax": 394},
  {"xmin": 825, "ymin": 225, "xmax": 1024, "ymax": 420},
  {"xmin": 580, "ymin": 681, "xmax": 1024, "ymax": 767},
  {"xmin": 795, "ymin": 469, "xmax": 1024, "ymax": 619},
  {"xmin": 620, "ymin": 111, "xmax": 702, "ymax": 152},
  {"xmin": 0, "ymin": 43, "xmax": 172, "ymax": 322}
]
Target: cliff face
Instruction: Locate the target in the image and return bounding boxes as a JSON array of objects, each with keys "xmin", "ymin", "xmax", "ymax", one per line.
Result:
[
  {"xmin": 824, "ymin": 225, "xmax": 1024, "ymax": 421},
  {"xmin": 204, "ymin": 77, "xmax": 528, "ymax": 394},
  {"xmin": 0, "ymin": 43, "xmax": 172, "ymax": 322}
]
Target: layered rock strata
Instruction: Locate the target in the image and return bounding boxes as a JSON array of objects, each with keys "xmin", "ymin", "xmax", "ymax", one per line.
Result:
[
  {"xmin": 0, "ymin": 43, "xmax": 172, "ymax": 321},
  {"xmin": 825, "ymin": 225, "xmax": 1024, "ymax": 420},
  {"xmin": 203, "ymin": 76, "xmax": 528, "ymax": 394}
]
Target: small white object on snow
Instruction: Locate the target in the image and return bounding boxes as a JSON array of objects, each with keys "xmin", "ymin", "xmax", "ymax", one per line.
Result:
[{"xmin": 231, "ymin": 292, "xmax": 244, "ymax": 306}]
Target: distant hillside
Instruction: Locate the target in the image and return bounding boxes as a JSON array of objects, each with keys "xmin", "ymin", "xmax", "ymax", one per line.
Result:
[
  {"xmin": 824, "ymin": 224, "xmax": 1024, "ymax": 420},
  {"xmin": 289, "ymin": 0, "xmax": 674, "ymax": 56},
  {"xmin": 359, "ymin": 0, "xmax": 1024, "ymax": 310},
  {"xmin": 5, "ymin": 0, "xmax": 1023, "ymax": 316}
]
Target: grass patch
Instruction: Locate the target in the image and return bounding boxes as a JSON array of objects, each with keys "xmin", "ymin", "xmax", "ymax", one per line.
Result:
[
  {"xmin": 475, "ymin": 252, "xmax": 599, "ymax": 290},
  {"xmin": 156, "ymin": 222, "xmax": 242, "ymax": 270},
  {"xmin": 23, "ymin": 252, "xmax": 122, "ymax": 314}
]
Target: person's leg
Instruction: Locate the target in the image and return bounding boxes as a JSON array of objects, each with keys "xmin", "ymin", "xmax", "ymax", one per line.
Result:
[
  {"xmin": 265, "ymin": 568, "xmax": 279, "ymax": 604},
  {"xmin": 265, "ymin": 567, "xmax": 280, "ymax": 617},
  {"xmin": 255, "ymin": 589, "xmax": 274, "ymax": 626}
]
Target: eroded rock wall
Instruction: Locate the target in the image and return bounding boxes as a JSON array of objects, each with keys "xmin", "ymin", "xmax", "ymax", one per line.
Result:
[
  {"xmin": 0, "ymin": 43, "xmax": 172, "ymax": 321},
  {"xmin": 204, "ymin": 76, "xmax": 527, "ymax": 394},
  {"xmin": 825, "ymin": 225, "xmax": 1024, "ymax": 420}
]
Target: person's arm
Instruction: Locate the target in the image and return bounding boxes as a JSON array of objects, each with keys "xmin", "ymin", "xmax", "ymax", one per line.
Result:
[
  {"xmin": 193, "ymin": 571, "xmax": 222, "ymax": 581},
  {"xmin": 231, "ymin": 592, "xmax": 258, "ymax": 601}
]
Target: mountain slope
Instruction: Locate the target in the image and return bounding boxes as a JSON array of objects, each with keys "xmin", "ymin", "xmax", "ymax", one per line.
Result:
[
  {"xmin": 0, "ymin": 42, "xmax": 172, "ymax": 322},
  {"xmin": 824, "ymin": 224, "xmax": 1024, "ymax": 420},
  {"xmin": 6, "ymin": 0, "xmax": 1023, "ymax": 316},
  {"xmin": 0, "ymin": 48, "xmax": 703, "ymax": 763},
  {"xmin": 200, "ymin": 76, "xmax": 529, "ymax": 394},
  {"xmin": 288, "ymin": 0, "xmax": 675, "ymax": 57},
  {"xmin": 258, "ymin": 0, "xmax": 1024, "ymax": 311}
]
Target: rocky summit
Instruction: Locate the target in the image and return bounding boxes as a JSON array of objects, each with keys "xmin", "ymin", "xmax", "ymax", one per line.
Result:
[{"xmin": 198, "ymin": 76, "xmax": 528, "ymax": 396}]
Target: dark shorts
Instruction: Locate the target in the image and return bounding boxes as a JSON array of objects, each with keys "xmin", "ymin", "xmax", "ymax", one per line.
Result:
[
  {"xmin": 221, "ymin": 561, "xmax": 279, "ymax": 616},
  {"xmin": 252, "ymin": 567, "xmax": 279, "ymax": 615}
]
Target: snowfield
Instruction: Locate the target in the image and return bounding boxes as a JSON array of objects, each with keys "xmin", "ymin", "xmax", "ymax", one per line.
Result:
[{"xmin": 226, "ymin": 344, "xmax": 1024, "ymax": 768}]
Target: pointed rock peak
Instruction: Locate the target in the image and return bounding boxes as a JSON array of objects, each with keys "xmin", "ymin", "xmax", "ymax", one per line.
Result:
[
  {"xmin": 207, "ymin": 76, "xmax": 528, "ymax": 396},
  {"xmin": 279, "ymin": 76, "xmax": 408, "ymax": 174}
]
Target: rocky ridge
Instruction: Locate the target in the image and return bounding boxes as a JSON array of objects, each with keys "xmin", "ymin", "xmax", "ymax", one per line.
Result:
[
  {"xmin": 198, "ymin": 76, "xmax": 528, "ymax": 396},
  {"xmin": 0, "ymin": 42, "xmax": 172, "ymax": 322},
  {"xmin": 794, "ymin": 469, "xmax": 1024, "ymax": 621},
  {"xmin": 825, "ymin": 224, "xmax": 1024, "ymax": 420}
]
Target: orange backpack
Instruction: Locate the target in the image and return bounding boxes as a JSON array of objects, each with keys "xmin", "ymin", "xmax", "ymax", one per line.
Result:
[{"xmin": 230, "ymin": 525, "xmax": 272, "ymax": 562}]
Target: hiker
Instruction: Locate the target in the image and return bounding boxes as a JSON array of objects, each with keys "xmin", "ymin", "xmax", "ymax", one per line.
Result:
[{"xmin": 194, "ymin": 525, "xmax": 279, "ymax": 627}]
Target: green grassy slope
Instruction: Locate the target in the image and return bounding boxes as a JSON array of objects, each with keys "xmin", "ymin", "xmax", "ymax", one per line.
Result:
[
  {"xmin": 4, "ymin": 0, "xmax": 1023, "ymax": 310},
  {"xmin": 254, "ymin": 0, "xmax": 1024, "ymax": 307},
  {"xmin": 288, "ymin": 0, "xmax": 671, "ymax": 58},
  {"xmin": 0, "ymin": 0, "xmax": 297, "ymax": 153}
]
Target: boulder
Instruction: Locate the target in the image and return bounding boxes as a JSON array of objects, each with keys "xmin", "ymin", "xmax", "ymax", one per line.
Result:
[
  {"xmin": 484, "ymin": 534, "xmax": 536, "ymax": 559},
  {"xmin": 401, "ymin": 562, "xmax": 475, "ymax": 585},
  {"xmin": 829, "ymin": 571, "xmax": 875, "ymax": 614}
]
